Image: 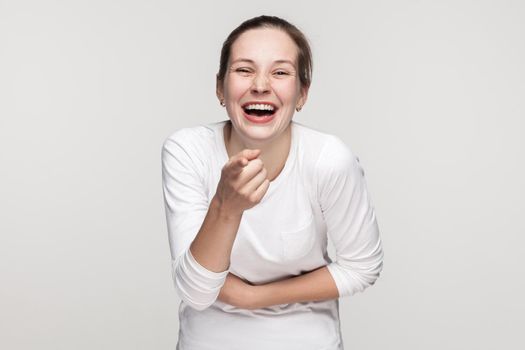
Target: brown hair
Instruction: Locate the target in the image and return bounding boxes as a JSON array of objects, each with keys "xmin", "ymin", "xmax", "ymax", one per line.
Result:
[{"xmin": 216, "ymin": 15, "xmax": 313, "ymax": 91}]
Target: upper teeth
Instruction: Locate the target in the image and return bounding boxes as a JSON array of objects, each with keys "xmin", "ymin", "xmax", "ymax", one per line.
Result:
[{"xmin": 245, "ymin": 104, "xmax": 274, "ymax": 111}]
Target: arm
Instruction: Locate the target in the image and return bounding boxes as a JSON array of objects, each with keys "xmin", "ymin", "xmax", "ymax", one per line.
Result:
[
  {"xmin": 318, "ymin": 136, "xmax": 384, "ymax": 298},
  {"xmin": 162, "ymin": 132, "xmax": 267, "ymax": 311},
  {"xmin": 218, "ymin": 266, "xmax": 339, "ymax": 310},
  {"xmin": 189, "ymin": 196, "xmax": 242, "ymax": 273},
  {"xmin": 162, "ymin": 132, "xmax": 240, "ymax": 311},
  {"xmin": 253, "ymin": 266, "xmax": 338, "ymax": 309}
]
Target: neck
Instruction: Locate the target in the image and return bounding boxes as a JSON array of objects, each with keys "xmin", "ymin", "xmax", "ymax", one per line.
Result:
[{"xmin": 223, "ymin": 121, "xmax": 291, "ymax": 182}]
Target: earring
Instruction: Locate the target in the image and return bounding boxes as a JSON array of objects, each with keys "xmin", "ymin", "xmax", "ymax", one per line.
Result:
[{"xmin": 220, "ymin": 100, "xmax": 225, "ymax": 107}]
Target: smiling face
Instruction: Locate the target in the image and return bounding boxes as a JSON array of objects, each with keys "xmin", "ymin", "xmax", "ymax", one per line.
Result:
[{"xmin": 216, "ymin": 27, "xmax": 308, "ymax": 143}]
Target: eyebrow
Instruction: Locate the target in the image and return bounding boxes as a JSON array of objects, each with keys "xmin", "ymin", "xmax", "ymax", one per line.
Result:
[{"xmin": 231, "ymin": 58, "xmax": 296, "ymax": 66}]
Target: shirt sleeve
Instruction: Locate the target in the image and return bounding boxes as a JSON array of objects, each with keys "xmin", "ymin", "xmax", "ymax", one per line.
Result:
[
  {"xmin": 316, "ymin": 136, "xmax": 384, "ymax": 298},
  {"xmin": 161, "ymin": 132, "xmax": 229, "ymax": 311}
]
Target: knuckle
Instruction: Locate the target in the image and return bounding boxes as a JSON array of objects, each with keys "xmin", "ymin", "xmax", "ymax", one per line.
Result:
[
  {"xmin": 238, "ymin": 188, "xmax": 249, "ymax": 198},
  {"xmin": 248, "ymin": 193, "xmax": 260, "ymax": 204},
  {"xmin": 231, "ymin": 183, "xmax": 241, "ymax": 192}
]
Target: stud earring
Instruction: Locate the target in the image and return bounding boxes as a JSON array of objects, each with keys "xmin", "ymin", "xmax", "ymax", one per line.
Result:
[{"xmin": 220, "ymin": 100, "xmax": 225, "ymax": 107}]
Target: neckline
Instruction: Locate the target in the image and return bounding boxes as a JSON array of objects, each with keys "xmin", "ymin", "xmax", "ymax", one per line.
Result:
[{"xmin": 215, "ymin": 120, "xmax": 297, "ymax": 201}]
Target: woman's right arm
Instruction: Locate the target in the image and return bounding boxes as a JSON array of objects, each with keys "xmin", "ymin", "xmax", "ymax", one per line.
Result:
[{"xmin": 161, "ymin": 131, "xmax": 268, "ymax": 311}]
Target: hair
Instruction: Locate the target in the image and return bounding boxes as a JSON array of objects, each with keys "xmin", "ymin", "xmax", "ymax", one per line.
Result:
[{"xmin": 217, "ymin": 15, "xmax": 313, "ymax": 91}]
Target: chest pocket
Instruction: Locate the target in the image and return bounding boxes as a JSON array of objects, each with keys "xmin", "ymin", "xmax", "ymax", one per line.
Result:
[{"xmin": 280, "ymin": 213, "xmax": 316, "ymax": 261}]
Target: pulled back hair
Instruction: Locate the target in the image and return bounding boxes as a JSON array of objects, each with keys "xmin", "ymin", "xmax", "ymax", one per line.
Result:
[{"xmin": 217, "ymin": 15, "xmax": 313, "ymax": 90}]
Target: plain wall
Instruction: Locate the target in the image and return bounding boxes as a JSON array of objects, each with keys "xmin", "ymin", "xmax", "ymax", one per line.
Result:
[{"xmin": 1, "ymin": 0, "xmax": 524, "ymax": 349}]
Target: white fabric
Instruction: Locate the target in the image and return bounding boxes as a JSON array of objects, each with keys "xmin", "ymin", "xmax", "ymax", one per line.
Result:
[{"xmin": 161, "ymin": 120, "xmax": 384, "ymax": 350}]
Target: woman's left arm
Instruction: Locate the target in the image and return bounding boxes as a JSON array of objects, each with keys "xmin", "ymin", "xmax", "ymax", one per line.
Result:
[
  {"xmin": 314, "ymin": 136, "xmax": 384, "ymax": 299},
  {"xmin": 254, "ymin": 265, "xmax": 339, "ymax": 308},
  {"xmin": 219, "ymin": 266, "xmax": 338, "ymax": 310}
]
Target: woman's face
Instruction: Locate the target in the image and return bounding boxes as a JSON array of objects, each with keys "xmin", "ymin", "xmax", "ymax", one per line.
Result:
[{"xmin": 217, "ymin": 27, "xmax": 308, "ymax": 143}]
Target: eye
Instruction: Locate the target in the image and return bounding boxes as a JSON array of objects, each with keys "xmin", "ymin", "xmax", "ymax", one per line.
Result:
[
  {"xmin": 274, "ymin": 70, "xmax": 289, "ymax": 76},
  {"xmin": 235, "ymin": 67, "xmax": 253, "ymax": 74}
]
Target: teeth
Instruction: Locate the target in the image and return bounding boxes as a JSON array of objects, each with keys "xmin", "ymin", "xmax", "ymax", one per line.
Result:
[{"xmin": 244, "ymin": 104, "xmax": 274, "ymax": 111}]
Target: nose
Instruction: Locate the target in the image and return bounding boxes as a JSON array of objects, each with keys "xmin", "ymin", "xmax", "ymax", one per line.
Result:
[{"xmin": 251, "ymin": 73, "xmax": 270, "ymax": 94}]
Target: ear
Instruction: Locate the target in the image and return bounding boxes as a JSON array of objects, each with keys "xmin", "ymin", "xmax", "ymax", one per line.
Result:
[
  {"xmin": 297, "ymin": 84, "xmax": 309, "ymax": 108},
  {"xmin": 216, "ymin": 74, "xmax": 224, "ymax": 101}
]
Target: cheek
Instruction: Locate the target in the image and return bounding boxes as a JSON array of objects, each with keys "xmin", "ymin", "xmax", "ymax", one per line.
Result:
[
  {"xmin": 273, "ymin": 80, "xmax": 301, "ymax": 101},
  {"xmin": 225, "ymin": 76, "xmax": 251, "ymax": 97}
]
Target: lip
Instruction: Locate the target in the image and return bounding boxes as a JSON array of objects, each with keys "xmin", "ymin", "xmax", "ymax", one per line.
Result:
[
  {"xmin": 240, "ymin": 101, "xmax": 278, "ymax": 124},
  {"xmin": 242, "ymin": 109, "xmax": 276, "ymax": 124},
  {"xmin": 241, "ymin": 101, "xmax": 279, "ymax": 110}
]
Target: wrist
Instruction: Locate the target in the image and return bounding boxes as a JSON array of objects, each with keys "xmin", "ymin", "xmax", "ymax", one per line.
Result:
[{"xmin": 211, "ymin": 195, "xmax": 243, "ymax": 221}]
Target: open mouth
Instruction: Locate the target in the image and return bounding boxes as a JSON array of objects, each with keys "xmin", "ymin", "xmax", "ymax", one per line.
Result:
[{"xmin": 242, "ymin": 103, "xmax": 278, "ymax": 117}]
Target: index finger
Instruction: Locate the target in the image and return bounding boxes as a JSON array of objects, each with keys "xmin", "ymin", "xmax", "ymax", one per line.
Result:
[
  {"xmin": 229, "ymin": 149, "xmax": 259, "ymax": 172},
  {"xmin": 229, "ymin": 154, "xmax": 248, "ymax": 172}
]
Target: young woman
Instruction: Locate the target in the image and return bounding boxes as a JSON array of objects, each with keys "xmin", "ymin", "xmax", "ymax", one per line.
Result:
[{"xmin": 161, "ymin": 15, "xmax": 384, "ymax": 350}]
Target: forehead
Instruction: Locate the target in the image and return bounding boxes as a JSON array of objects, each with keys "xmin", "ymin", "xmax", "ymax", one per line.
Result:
[{"xmin": 230, "ymin": 27, "xmax": 299, "ymax": 64}]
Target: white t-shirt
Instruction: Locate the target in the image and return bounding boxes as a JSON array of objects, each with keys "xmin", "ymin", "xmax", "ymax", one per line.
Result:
[{"xmin": 161, "ymin": 120, "xmax": 384, "ymax": 350}]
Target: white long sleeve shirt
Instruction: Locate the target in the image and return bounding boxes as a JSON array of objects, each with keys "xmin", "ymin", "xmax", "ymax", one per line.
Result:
[{"xmin": 161, "ymin": 120, "xmax": 384, "ymax": 350}]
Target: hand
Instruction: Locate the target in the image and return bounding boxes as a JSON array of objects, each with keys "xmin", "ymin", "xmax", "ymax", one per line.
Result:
[
  {"xmin": 217, "ymin": 273, "xmax": 259, "ymax": 310},
  {"xmin": 214, "ymin": 149, "xmax": 270, "ymax": 215}
]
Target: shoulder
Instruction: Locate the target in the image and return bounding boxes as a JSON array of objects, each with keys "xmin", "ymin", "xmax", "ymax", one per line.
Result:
[
  {"xmin": 317, "ymin": 135, "xmax": 357, "ymax": 172},
  {"xmin": 293, "ymin": 122, "xmax": 335, "ymax": 163},
  {"xmin": 162, "ymin": 123, "xmax": 215, "ymax": 152},
  {"xmin": 318, "ymin": 138, "xmax": 363, "ymax": 192},
  {"xmin": 294, "ymin": 122, "xmax": 358, "ymax": 176},
  {"xmin": 161, "ymin": 122, "xmax": 220, "ymax": 172}
]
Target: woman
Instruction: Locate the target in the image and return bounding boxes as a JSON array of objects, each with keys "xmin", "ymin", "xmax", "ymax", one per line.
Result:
[{"xmin": 162, "ymin": 15, "xmax": 384, "ymax": 350}]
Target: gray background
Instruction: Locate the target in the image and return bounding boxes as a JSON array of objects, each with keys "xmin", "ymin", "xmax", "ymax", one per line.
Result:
[{"xmin": 1, "ymin": 0, "xmax": 524, "ymax": 349}]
